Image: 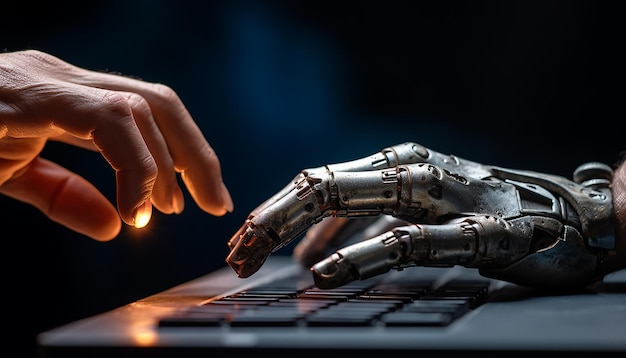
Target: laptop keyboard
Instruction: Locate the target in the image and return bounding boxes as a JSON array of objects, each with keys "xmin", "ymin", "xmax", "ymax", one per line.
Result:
[{"xmin": 158, "ymin": 267, "xmax": 492, "ymax": 328}]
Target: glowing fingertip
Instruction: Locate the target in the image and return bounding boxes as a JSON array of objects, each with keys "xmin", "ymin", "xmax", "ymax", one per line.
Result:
[
  {"xmin": 135, "ymin": 213, "xmax": 151, "ymax": 228},
  {"xmin": 133, "ymin": 201, "xmax": 152, "ymax": 229}
]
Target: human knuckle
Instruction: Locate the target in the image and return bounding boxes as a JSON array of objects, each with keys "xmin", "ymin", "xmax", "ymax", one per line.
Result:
[
  {"xmin": 151, "ymin": 83, "xmax": 180, "ymax": 103},
  {"xmin": 101, "ymin": 92, "xmax": 135, "ymax": 118}
]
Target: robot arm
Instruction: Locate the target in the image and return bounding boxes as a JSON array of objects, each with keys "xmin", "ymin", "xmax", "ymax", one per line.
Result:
[{"xmin": 226, "ymin": 142, "xmax": 621, "ymax": 289}]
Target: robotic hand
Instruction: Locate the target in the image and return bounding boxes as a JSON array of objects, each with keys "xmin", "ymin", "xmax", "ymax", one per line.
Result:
[{"xmin": 226, "ymin": 142, "xmax": 622, "ymax": 289}]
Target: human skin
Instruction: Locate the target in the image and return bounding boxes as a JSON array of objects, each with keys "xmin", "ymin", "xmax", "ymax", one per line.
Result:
[{"xmin": 0, "ymin": 50, "xmax": 233, "ymax": 241}]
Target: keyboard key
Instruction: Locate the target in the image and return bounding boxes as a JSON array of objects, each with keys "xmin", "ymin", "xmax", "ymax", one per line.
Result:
[
  {"xmin": 380, "ymin": 311, "xmax": 455, "ymax": 326},
  {"xmin": 157, "ymin": 271, "xmax": 491, "ymax": 328}
]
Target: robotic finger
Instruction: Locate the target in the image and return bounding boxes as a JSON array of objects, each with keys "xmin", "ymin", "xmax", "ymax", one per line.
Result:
[
  {"xmin": 293, "ymin": 215, "xmax": 406, "ymax": 268},
  {"xmin": 226, "ymin": 142, "xmax": 456, "ymax": 277},
  {"xmin": 311, "ymin": 215, "xmax": 600, "ymax": 289}
]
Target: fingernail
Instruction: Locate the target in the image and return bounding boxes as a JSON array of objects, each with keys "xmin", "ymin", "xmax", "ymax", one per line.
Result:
[
  {"xmin": 133, "ymin": 201, "xmax": 152, "ymax": 228},
  {"xmin": 172, "ymin": 186, "xmax": 185, "ymax": 214},
  {"xmin": 221, "ymin": 182, "xmax": 234, "ymax": 213}
]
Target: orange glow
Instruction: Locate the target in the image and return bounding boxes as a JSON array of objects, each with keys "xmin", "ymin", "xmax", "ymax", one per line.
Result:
[
  {"xmin": 133, "ymin": 329, "xmax": 157, "ymax": 346},
  {"xmin": 134, "ymin": 211, "xmax": 151, "ymax": 229}
]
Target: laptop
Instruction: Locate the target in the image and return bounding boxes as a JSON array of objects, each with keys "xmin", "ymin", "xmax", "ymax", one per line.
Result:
[{"xmin": 37, "ymin": 254, "xmax": 626, "ymax": 357}]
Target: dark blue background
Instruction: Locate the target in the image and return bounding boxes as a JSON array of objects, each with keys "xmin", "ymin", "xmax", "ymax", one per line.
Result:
[{"xmin": 2, "ymin": 1, "xmax": 623, "ymax": 356}]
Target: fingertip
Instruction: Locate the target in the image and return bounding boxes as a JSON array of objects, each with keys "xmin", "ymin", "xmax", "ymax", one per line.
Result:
[
  {"xmin": 181, "ymin": 168, "xmax": 234, "ymax": 216},
  {"xmin": 90, "ymin": 220, "xmax": 122, "ymax": 242},
  {"xmin": 221, "ymin": 182, "xmax": 234, "ymax": 213},
  {"xmin": 61, "ymin": 203, "xmax": 122, "ymax": 242},
  {"xmin": 203, "ymin": 183, "xmax": 234, "ymax": 216},
  {"xmin": 209, "ymin": 206, "xmax": 230, "ymax": 217},
  {"xmin": 172, "ymin": 186, "xmax": 185, "ymax": 214},
  {"xmin": 132, "ymin": 201, "xmax": 152, "ymax": 228},
  {"xmin": 67, "ymin": 198, "xmax": 122, "ymax": 242}
]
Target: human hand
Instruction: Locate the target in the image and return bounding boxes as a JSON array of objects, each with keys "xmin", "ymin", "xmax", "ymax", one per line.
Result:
[
  {"xmin": 0, "ymin": 50, "xmax": 233, "ymax": 241},
  {"xmin": 226, "ymin": 142, "xmax": 625, "ymax": 289}
]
